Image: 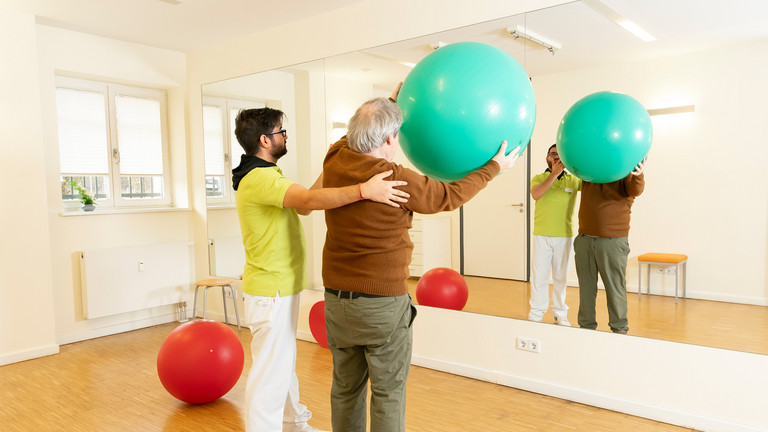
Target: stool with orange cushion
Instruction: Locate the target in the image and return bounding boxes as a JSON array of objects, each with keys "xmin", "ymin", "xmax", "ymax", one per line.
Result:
[{"xmin": 637, "ymin": 253, "xmax": 688, "ymax": 303}]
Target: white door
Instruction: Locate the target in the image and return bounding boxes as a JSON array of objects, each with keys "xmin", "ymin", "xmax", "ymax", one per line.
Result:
[{"xmin": 462, "ymin": 151, "xmax": 529, "ymax": 280}]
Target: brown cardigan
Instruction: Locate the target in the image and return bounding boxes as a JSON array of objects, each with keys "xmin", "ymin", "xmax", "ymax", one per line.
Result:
[
  {"xmin": 321, "ymin": 137, "xmax": 501, "ymax": 296},
  {"xmin": 578, "ymin": 173, "xmax": 645, "ymax": 238}
]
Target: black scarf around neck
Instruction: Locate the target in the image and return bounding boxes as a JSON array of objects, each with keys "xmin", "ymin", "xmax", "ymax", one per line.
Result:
[{"xmin": 232, "ymin": 154, "xmax": 275, "ymax": 191}]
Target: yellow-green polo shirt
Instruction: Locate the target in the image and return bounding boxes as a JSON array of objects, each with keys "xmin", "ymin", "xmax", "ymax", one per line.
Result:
[
  {"xmin": 531, "ymin": 171, "xmax": 582, "ymax": 237},
  {"xmin": 236, "ymin": 166, "xmax": 307, "ymax": 297}
]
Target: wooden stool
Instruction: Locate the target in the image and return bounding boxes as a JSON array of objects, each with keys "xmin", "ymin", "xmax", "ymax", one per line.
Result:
[
  {"xmin": 193, "ymin": 278, "xmax": 241, "ymax": 331},
  {"xmin": 637, "ymin": 253, "xmax": 688, "ymax": 303}
]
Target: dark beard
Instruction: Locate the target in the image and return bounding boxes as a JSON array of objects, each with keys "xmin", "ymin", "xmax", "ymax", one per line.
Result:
[
  {"xmin": 272, "ymin": 145, "xmax": 287, "ymax": 159},
  {"xmin": 270, "ymin": 140, "xmax": 287, "ymax": 160}
]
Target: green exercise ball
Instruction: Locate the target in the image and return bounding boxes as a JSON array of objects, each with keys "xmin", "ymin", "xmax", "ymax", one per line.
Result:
[
  {"xmin": 556, "ymin": 91, "xmax": 652, "ymax": 183},
  {"xmin": 397, "ymin": 42, "xmax": 535, "ymax": 182}
]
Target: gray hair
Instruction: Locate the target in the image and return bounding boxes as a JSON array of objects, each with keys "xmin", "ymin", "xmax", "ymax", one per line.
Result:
[{"xmin": 347, "ymin": 97, "xmax": 403, "ymax": 154}]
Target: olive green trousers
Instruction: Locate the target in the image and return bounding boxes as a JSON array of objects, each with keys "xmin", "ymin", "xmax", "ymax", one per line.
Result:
[
  {"xmin": 324, "ymin": 291, "xmax": 416, "ymax": 432},
  {"xmin": 574, "ymin": 234, "xmax": 630, "ymax": 333}
]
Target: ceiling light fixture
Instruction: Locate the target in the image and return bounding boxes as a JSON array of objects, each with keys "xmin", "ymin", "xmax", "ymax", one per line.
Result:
[
  {"xmin": 507, "ymin": 25, "xmax": 561, "ymax": 55},
  {"xmin": 430, "ymin": 42, "xmax": 447, "ymax": 50},
  {"xmin": 617, "ymin": 20, "xmax": 656, "ymax": 42},
  {"xmin": 582, "ymin": 0, "xmax": 656, "ymax": 42}
]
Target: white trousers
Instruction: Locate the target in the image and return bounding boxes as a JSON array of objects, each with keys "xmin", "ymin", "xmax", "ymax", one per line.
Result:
[
  {"xmin": 529, "ymin": 235, "xmax": 573, "ymax": 321},
  {"xmin": 244, "ymin": 292, "xmax": 312, "ymax": 432}
]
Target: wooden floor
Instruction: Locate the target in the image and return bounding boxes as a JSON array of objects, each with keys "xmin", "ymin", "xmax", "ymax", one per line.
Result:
[
  {"xmin": 0, "ymin": 323, "xmax": 699, "ymax": 432},
  {"xmin": 408, "ymin": 276, "xmax": 768, "ymax": 356}
]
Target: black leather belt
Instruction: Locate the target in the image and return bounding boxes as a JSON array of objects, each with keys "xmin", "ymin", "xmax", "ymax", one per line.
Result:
[{"xmin": 325, "ymin": 288, "xmax": 386, "ymax": 299}]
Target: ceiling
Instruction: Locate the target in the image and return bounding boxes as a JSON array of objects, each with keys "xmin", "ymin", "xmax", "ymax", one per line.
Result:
[
  {"xmin": 3, "ymin": 0, "xmax": 368, "ymax": 52},
  {"xmin": 323, "ymin": 0, "xmax": 768, "ymax": 91},
  {"xmin": 7, "ymin": 0, "xmax": 768, "ymax": 85}
]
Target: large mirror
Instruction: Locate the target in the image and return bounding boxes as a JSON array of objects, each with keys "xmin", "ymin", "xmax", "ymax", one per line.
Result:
[{"xmin": 202, "ymin": 2, "xmax": 768, "ymax": 356}]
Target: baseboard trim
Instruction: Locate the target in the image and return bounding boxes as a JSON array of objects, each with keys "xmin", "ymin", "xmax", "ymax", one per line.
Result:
[
  {"xmin": 56, "ymin": 313, "xmax": 180, "ymax": 346},
  {"xmin": 297, "ymin": 329, "xmax": 314, "ymax": 343},
  {"xmin": 0, "ymin": 344, "xmax": 60, "ymax": 366},
  {"xmin": 566, "ymin": 279, "xmax": 768, "ymax": 306}
]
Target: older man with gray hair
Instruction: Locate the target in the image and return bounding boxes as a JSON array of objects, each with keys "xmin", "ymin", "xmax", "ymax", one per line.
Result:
[{"xmin": 321, "ymin": 89, "xmax": 522, "ymax": 432}]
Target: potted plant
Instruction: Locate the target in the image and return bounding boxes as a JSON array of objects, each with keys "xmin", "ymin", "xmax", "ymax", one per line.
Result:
[{"xmin": 70, "ymin": 180, "xmax": 96, "ymax": 211}]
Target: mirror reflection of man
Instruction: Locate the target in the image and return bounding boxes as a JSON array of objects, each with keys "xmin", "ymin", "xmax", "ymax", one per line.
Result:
[
  {"xmin": 231, "ymin": 107, "xmax": 409, "ymax": 432},
  {"xmin": 529, "ymin": 144, "xmax": 582, "ymax": 326},
  {"xmin": 575, "ymin": 157, "xmax": 647, "ymax": 334}
]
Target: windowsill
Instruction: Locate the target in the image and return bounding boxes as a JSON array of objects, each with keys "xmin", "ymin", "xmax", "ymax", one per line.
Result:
[
  {"xmin": 59, "ymin": 206, "xmax": 192, "ymax": 217},
  {"xmin": 206, "ymin": 203, "xmax": 237, "ymax": 210}
]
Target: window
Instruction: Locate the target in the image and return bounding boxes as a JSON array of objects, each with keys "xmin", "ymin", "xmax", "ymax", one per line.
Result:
[
  {"xmin": 202, "ymin": 97, "xmax": 265, "ymax": 205},
  {"xmin": 56, "ymin": 77, "xmax": 171, "ymax": 209}
]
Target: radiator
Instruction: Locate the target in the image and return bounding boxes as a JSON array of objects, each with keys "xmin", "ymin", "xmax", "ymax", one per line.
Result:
[
  {"xmin": 79, "ymin": 242, "xmax": 193, "ymax": 319},
  {"xmin": 208, "ymin": 236, "xmax": 245, "ymax": 277}
]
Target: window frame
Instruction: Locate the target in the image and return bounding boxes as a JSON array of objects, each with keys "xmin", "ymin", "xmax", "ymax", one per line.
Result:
[{"xmin": 56, "ymin": 76, "xmax": 172, "ymax": 211}]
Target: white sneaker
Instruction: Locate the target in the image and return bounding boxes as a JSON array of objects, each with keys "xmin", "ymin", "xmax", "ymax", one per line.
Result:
[
  {"xmin": 554, "ymin": 316, "xmax": 571, "ymax": 326},
  {"xmin": 295, "ymin": 424, "xmax": 328, "ymax": 432}
]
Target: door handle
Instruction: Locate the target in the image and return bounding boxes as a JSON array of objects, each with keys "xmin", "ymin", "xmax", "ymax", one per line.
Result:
[{"xmin": 509, "ymin": 203, "xmax": 524, "ymax": 213}]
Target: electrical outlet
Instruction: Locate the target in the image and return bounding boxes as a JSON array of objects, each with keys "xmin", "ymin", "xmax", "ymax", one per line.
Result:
[
  {"xmin": 516, "ymin": 337, "xmax": 541, "ymax": 353},
  {"xmin": 657, "ymin": 267, "xmax": 676, "ymax": 275}
]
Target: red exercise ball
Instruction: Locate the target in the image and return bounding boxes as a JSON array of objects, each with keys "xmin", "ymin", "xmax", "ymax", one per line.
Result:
[
  {"xmin": 157, "ymin": 319, "xmax": 244, "ymax": 404},
  {"xmin": 416, "ymin": 267, "xmax": 469, "ymax": 311},
  {"xmin": 308, "ymin": 300, "xmax": 328, "ymax": 349}
]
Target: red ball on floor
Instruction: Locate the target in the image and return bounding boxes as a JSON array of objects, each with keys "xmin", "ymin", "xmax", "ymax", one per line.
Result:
[
  {"xmin": 416, "ymin": 267, "xmax": 469, "ymax": 311},
  {"xmin": 157, "ymin": 319, "xmax": 244, "ymax": 404}
]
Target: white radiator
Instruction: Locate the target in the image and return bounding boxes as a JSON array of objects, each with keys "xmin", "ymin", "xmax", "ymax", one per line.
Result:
[
  {"xmin": 79, "ymin": 242, "xmax": 193, "ymax": 319},
  {"xmin": 208, "ymin": 236, "xmax": 245, "ymax": 277}
]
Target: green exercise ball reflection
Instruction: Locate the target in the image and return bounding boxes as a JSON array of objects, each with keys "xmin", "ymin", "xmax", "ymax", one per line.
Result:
[
  {"xmin": 556, "ymin": 91, "xmax": 652, "ymax": 183},
  {"xmin": 397, "ymin": 42, "xmax": 535, "ymax": 182}
]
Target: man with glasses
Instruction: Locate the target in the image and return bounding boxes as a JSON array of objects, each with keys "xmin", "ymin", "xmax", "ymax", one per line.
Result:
[
  {"xmin": 320, "ymin": 88, "xmax": 521, "ymax": 432},
  {"xmin": 232, "ymin": 107, "xmax": 409, "ymax": 432},
  {"xmin": 529, "ymin": 144, "xmax": 582, "ymax": 326}
]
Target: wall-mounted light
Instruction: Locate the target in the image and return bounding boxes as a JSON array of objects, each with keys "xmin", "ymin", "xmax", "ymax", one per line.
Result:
[
  {"xmin": 507, "ymin": 25, "xmax": 562, "ymax": 55},
  {"xmin": 331, "ymin": 121, "xmax": 348, "ymax": 142},
  {"xmin": 647, "ymin": 105, "xmax": 695, "ymax": 117}
]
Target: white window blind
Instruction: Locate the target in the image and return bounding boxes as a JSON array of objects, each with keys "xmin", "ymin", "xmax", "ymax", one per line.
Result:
[
  {"xmin": 56, "ymin": 88, "xmax": 110, "ymax": 175},
  {"xmin": 203, "ymin": 105, "xmax": 226, "ymax": 176},
  {"xmin": 115, "ymin": 95, "xmax": 163, "ymax": 175}
]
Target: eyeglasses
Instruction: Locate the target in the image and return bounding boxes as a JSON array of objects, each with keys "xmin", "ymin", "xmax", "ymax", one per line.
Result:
[
  {"xmin": 265, "ymin": 129, "xmax": 287, "ymax": 138},
  {"xmin": 547, "ymin": 152, "xmax": 559, "ymax": 158}
]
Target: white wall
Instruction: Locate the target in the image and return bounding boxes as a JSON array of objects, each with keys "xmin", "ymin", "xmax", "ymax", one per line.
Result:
[
  {"xmin": 34, "ymin": 25, "xmax": 194, "ymax": 346},
  {"xmin": 531, "ymin": 40, "xmax": 768, "ymax": 305},
  {"xmin": 0, "ymin": 11, "xmax": 58, "ymax": 364},
  {"xmin": 186, "ymin": 1, "xmax": 768, "ymax": 430}
]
